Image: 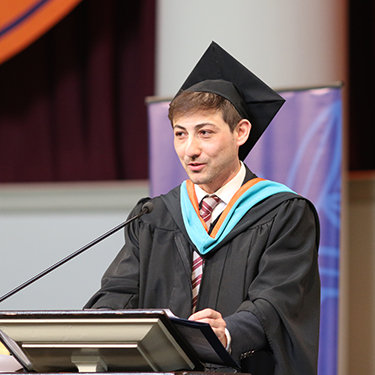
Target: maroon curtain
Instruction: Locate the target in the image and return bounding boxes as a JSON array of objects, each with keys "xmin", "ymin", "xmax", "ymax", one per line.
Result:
[
  {"xmin": 0, "ymin": 0, "xmax": 155, "ymax": 182},
  {"xmin": 349, "ymin": 0, "xmax": 375, "ymax": 170}
]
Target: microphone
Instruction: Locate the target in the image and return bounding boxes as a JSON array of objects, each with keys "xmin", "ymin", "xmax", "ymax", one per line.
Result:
[
  {"xmin": 140, "ymin": 201, "xmax": 154, "ymax": 214},
  {"xmin": 0, "ymin": 201, "xmax": 154, "ymax": 304}
]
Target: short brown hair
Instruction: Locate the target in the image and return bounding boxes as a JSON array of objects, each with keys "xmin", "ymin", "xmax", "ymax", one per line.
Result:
[{"xmin": 168, "ymin": 91, "xmax": 242, "ymax": 132}]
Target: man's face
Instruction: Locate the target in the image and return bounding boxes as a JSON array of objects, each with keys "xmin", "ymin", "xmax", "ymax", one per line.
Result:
[{"xmin": 173, "ymin": 110, "xmax": 247, "ymax": 194}]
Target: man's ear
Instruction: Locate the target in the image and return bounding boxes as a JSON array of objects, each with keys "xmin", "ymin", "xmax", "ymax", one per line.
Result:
[{"xmin": 235, "ymin": 119, "xmax": 252, "ymax": 147}]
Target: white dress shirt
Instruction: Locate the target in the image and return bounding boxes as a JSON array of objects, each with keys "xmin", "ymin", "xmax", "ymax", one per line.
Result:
[{"xmin": 194, "ymin": 161, "xmax": 246, "ymax": 221}]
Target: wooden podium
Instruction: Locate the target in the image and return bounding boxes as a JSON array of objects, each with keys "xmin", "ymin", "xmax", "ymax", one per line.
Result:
[{"xmin": 0, "ymin": 310, "xmax": 239, "ymax": 373}]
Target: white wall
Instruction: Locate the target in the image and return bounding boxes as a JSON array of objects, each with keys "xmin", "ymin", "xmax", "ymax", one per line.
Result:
[
  {"xmin": 155, "ymin": 0, "xmax": 347, "ymax": 96},
  {"xmin": 0, "ymin": 182, "xmax": 148, "ymax": 310}
]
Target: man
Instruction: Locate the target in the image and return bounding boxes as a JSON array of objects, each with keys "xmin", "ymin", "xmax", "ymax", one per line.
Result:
[{"xmin": 85, "ymin": 42, "xmax": 320, "ymax": 375}]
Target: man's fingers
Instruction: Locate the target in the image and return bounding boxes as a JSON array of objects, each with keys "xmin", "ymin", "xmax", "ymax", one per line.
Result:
[
  {"xmin": 188, "ymin": 308, "xmax": 228, "ymax": 347},
  {"xmin": 189, "ymin": 308, "xmax": 219, "ymax": 321}
]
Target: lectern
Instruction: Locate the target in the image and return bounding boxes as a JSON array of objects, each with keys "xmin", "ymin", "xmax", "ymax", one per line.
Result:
[{"xmin": 0, "ymin": 310, "xmax": 239, "ymax": 373}]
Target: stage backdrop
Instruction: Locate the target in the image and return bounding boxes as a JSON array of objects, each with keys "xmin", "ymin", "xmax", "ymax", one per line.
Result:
[{"xmin": 147, "ymin": 85, "xmax": 342, "ymax": 375}]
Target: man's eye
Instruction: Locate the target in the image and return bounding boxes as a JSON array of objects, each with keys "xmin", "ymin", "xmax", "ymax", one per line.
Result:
[{"xmin": 200, "ymin": 130, "xmax": 212, "ymax": 136}]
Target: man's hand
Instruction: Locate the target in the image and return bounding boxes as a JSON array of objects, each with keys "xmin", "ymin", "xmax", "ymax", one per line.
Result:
[{"xmin": 189, "ymin": 308, "xmax": 227, "ymax": 347}]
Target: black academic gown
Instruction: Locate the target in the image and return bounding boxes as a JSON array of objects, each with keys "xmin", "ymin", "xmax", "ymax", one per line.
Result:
[{"xmin": 85, "ymin": 168, "xmax": 321, "ymax": 375}]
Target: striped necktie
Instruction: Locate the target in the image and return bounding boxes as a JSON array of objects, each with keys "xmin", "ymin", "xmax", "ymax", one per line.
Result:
[{"xmin": 192, "ymin": 194, "xmax": 221, "ymax": 312}]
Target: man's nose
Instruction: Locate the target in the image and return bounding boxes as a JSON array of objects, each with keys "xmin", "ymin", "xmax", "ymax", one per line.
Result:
[{"xmin": 185, "ymin": 136, "xmax": 201, "ymax": 158}]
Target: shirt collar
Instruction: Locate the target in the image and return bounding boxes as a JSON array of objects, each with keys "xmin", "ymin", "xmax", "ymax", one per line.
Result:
[{"xmin": 194, "ymin": 162, "xmax": 246, "ymax": 205}]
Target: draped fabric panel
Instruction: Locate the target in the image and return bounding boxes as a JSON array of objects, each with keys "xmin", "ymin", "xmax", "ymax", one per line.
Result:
[
  {"xmin": 0, "ymin": 0, "xmax": 155, "ymax": 182},
  {"xmin": 147, "ymin": 86, "xmax": 343, "ymax": 375}
]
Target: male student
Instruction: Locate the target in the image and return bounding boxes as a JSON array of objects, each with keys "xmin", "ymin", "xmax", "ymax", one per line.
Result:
[{"xmin": 85, "ymin": 42, "xmax": 320, "ymax": 375}]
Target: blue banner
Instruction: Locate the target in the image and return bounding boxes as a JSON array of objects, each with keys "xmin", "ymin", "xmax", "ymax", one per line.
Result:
[{"xmin": 147, "ymin": 85, "xmax": 342, "ymax": 375}]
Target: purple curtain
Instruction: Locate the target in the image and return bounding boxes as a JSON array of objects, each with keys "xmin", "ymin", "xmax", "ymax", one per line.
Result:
[
  {"xmin": 148, "ymin": 86, "xmax": 343, "ymax": 375},
  {"xmin": 0, "ymin": 0, "xmax": 155, "ymax": 182}
]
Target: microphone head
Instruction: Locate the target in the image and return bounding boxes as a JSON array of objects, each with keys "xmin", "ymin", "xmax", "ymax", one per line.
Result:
[{"xmin": 142, "ymin": 201, "xmax": 154, "ymax": 214}]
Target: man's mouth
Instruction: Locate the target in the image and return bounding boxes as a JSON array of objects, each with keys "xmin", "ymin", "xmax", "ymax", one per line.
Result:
[{"xmin": 187, "ymin": 162, "xmax": 205, "ymax": 172}]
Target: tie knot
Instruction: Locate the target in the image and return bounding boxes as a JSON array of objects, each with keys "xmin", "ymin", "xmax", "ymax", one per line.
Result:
[{"xmin": 200, "ymin": 195, "xmax": 221, "ymax": 224}]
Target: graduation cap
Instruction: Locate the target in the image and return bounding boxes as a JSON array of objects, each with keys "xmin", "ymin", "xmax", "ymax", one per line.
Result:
[{"xmin": 174, "ymin": 41, "xmax": 285, "ymax": 160}]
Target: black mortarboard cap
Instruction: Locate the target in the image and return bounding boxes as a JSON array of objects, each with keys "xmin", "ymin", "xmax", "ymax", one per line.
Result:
[{"xmin": 175, "ymin": 41, "xmax": 285, "ymax": 160}]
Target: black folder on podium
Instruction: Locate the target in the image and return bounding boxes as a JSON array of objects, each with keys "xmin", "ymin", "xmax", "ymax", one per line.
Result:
[{"xmin": 0, "ymin": 309, "xmax": 239, "ymax": 373}]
